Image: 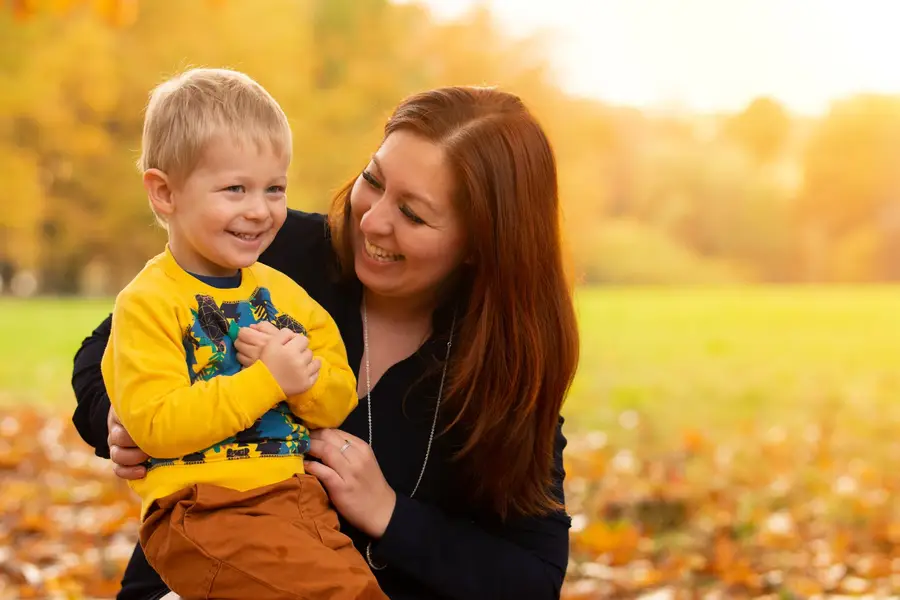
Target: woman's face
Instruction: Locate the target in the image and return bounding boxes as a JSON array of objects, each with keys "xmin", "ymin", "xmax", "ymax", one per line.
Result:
[{"xmin": 349, "ymin": 130, "xmax": 467, "ymax": 307}]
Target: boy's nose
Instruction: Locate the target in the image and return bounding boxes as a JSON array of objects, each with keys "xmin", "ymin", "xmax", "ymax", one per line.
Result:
[{"xmin": 244, "ymin": 194, "xmax": 270, "ymax": 220}]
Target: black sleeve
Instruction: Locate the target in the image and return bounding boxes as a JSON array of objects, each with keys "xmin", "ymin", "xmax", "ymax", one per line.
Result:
[
  {"xmin": 258, "ymin": 209, "xmax": 333, "ymax": 299},
  {"xmin": 370, "ymin": 417, "xmax": 571, "ymax": 600},
  {"xmin": 71, "ymin": 313, "xmax": 114, "ymax": 458},
  {"xmin": 118, "ymin": 543, "xmax": 170, "ymax": 600},
  {"xmin": 72, "ymin": 316, "xmax": 173, "ymax": 597}
]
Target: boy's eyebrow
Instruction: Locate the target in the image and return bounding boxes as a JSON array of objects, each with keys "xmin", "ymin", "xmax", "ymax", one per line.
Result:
[
  {"xmin": 371, "ymin": 156, "xmax": 437, "ymax": 211},
  {"xmin": 218, "ymin": 171, "xmax": 287, "ymax": 182}
]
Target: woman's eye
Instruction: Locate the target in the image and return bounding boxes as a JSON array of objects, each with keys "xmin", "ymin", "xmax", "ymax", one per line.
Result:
[
  {"xmin": 400, "ymin": 204, "xmax": 425, "ymax": 225},
  {"xmin": 362, "ymin": 170, "xmax": 383, "ymax": 191}
]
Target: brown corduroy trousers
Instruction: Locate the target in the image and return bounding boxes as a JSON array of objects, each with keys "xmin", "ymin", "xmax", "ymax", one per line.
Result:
[{"xmin": 140, "ymin": 474, "xmax": 388, "ymax": 600}]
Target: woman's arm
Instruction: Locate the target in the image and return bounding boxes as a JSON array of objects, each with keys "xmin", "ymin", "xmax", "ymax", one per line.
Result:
[
  {"xmin": 369, "ymin": 417, "xmax": 571, "ymax": 600},
  {"xmin": 310, "ymin": 417, "xmax": 571, "ymax": 600},
  {"xmin": 71, "ymin": 314, "xmax": 171, "ymax": 600},
  {"xmin": 71, "ymin": 314, "xmax": 114, "ymax": 458},
  {"xmin": 70, "ymin": 314, "xmax": 202, "ymax": 600}
]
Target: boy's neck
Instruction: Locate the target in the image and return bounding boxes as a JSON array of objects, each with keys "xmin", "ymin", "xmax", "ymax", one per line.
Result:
[{"xmin": 167, "ymin": 238, "xmax": 239, "ymax": 278}]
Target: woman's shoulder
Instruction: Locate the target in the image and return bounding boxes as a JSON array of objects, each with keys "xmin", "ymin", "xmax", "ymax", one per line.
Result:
[
  {"xmin": 286, "ymin": 208, "xmax": 329, "ymax": 234},
  {"xmin": 259, "ymin": 210, "xmax": 336, "ymax": 291},
  {"xmin": 264, "ymin": 209, "xmax": 330, "ymax": 263}
]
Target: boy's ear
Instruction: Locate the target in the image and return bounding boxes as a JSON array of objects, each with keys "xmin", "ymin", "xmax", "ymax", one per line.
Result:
[{"xmin": 143, "ymin": 169, "xmax": 175, "ymax": 218}]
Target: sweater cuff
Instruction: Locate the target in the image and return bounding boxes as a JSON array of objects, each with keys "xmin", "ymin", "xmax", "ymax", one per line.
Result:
[
  {"xmin": 239, "ymin": 361, "xmax": 287, "ymax": 419},
  {"xmin": 287, "ymin": 362, "xmax": 328, "ymax": 409},
  {"xmin": 369, "ymin": 493, "xmax": 424, "ymax": 566}
]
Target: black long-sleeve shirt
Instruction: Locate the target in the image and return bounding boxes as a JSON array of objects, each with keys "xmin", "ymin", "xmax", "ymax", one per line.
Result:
[{"xmin": 71, "ymin": 210, "xmax": 572, "ymax": 600}]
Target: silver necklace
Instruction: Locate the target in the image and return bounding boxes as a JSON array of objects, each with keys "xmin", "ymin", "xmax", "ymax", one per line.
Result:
[{"xmin": 362, "ymin": 296, "xmax": 455, "ymax": 570}]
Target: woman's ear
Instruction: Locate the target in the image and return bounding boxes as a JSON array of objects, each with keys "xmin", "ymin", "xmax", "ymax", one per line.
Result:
[{"xmin": 143, "ymin": 169, "xmax": 175, "ymax": 218}]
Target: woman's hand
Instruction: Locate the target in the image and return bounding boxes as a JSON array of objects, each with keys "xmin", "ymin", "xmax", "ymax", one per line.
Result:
[
  {"xmin": 107, "ymin": 405, "xmax": 149, "ymax": 480},
  {"xmin": 305, "ymin": 430, "xmax": 397, "ymax": 539}
]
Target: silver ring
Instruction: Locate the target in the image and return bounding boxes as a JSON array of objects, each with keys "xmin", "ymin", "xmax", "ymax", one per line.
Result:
[{"xmin": 339, "ymin": 440, "xmax": 352, "ymax": 454}]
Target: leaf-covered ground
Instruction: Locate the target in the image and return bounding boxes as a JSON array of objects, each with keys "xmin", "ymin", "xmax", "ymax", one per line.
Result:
[
  {"xmin": 3, "ymin": 407, "xmax": 900, "ymax": 599},
  {"xmin": 562, "ymin": 411, "xmax": 900, "ymax": 599},
  {"xmin": 0, "ymin": 409, "xmax": 138, "ymax": 599}
]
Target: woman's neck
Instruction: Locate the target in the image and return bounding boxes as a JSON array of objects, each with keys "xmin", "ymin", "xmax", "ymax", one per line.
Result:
[{"xmin": 362, "ymin": 289, "xmax": 435, "ymax": 329}]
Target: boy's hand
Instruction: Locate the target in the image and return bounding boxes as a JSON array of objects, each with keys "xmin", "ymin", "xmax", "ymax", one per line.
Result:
[
  {"xmin": 234, "ymin": 321, "xmax": 289, "ymax": 366},
  {"xmin": 259, "ymin": 329, "xmax": 322, "ymax": 396}
]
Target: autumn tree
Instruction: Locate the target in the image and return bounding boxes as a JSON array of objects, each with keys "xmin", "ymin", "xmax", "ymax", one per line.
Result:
[
  {"xmin": 721, "ymin": 96, "xmax": 791, "ymax": 166},
  {"xmin": 798, "ymin": 95, "xmax": 900, "ymax": 281},
  {"xmin": 1, "ymin": 0, "xmax": 575, "ymax": 292}
]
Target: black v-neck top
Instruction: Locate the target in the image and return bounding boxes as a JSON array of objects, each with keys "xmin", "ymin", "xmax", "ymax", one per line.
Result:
[{"xmin": 71, "ymin": 210, "xmax": 572, "ymax": 600}]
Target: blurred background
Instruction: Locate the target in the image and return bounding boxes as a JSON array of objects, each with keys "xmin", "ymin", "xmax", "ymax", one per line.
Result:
[{"xmin": 2, "ymin": 0, "xmax": 900, "ymax": 598}]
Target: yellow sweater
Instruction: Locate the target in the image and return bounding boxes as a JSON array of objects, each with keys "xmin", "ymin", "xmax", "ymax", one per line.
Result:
[{"xmin": 101, "ymin": 247, "xmax": 357, "ymax": 519}]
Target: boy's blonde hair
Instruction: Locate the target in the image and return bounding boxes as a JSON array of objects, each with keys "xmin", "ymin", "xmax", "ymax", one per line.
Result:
[{"xmin": 139, "ymin": 68, "xmax": 292, "ymax": 224}]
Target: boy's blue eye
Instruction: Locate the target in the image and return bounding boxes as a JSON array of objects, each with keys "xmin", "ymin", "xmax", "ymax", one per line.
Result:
[
  {"xmin": 267, "ymin": 185, "xmax": 286, "ymax": 194},
  {"xmin": 224, "ymin": 185, "xmax": 244, "ymax": 193}
]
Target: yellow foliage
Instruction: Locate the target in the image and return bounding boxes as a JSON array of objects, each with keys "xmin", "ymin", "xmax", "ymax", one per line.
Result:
[{"xmin": 2, "ymin": 0, "xmax": 900, "ymax": 291}]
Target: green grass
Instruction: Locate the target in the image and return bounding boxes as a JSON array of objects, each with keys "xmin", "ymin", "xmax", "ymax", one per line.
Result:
[
  {"xmin": 0, "ymin": 297, "xmax": 114, "ymax": 406},
  {"xmin": 3, "ymin": 288, "xmax": 900, "ymax": 445},
  {"xmin": 563, "ymin": 285, "xmax": 900, "ymax": 445}
]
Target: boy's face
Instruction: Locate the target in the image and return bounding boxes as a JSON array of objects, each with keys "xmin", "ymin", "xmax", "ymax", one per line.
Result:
[{"xmin": 165, "ymin": 137, "xmax": 290, "ymax": 277}]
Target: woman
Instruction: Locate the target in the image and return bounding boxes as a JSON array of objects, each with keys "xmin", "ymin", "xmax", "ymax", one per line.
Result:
[{"xmin": 72, "ymin": 86, "xmax": 580, "ymax": 600}]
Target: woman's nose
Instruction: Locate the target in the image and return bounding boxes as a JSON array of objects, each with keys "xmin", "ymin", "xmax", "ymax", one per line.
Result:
[{"xmin": 359, "ymin": 196, "xmax": 393, "ymax": 237}]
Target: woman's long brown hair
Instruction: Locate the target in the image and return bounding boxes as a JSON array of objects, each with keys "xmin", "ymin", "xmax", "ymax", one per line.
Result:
[{"xmin": 329, "ymin": 87, "xmax": 580, "ymax": 520}]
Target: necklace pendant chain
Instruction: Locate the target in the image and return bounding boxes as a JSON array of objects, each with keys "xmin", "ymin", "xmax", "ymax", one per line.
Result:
[{"xmin": 363, "ymin": 297, "xmax": 455, "ymax": 570}]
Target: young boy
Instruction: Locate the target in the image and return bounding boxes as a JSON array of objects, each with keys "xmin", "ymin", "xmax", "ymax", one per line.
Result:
[{"xmin": 101, "ymin": 68, "xmax": 386, "ymax": 600}]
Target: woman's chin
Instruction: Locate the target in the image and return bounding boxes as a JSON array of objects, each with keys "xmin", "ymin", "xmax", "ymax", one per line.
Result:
[{"xmin": 355, "ymin": 266, "xmax": 405, "ymax": 299}]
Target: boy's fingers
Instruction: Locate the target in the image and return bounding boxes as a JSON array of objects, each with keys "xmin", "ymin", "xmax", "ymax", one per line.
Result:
[
  {"xmin": 264, "ymin": 328, "xmax": 294, "ymax": 347},
  {"xmin": 278, "ymin": 328, "xmax": 297, "ymax": 345},
  {"xmin": 252, "ymin": 321, "xmax": 279, "ymax": 334},
  {"xmin": 297, "ymin": 348, "xmax": 314, "ymax": 365},
  {"xmin": 283, "ymin": 335, "xmax": 305, "ymax": 352},
  {"xmin": 291, "ymin": 334, "xmax": 309, "ymax": 351},
  {"xmin": 309, "ymin": 358, "xmax": 322, "ymax": 376},
  {"xmin": 236, "ymin": 327, "xmax": 268, "ymax": 345}
]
